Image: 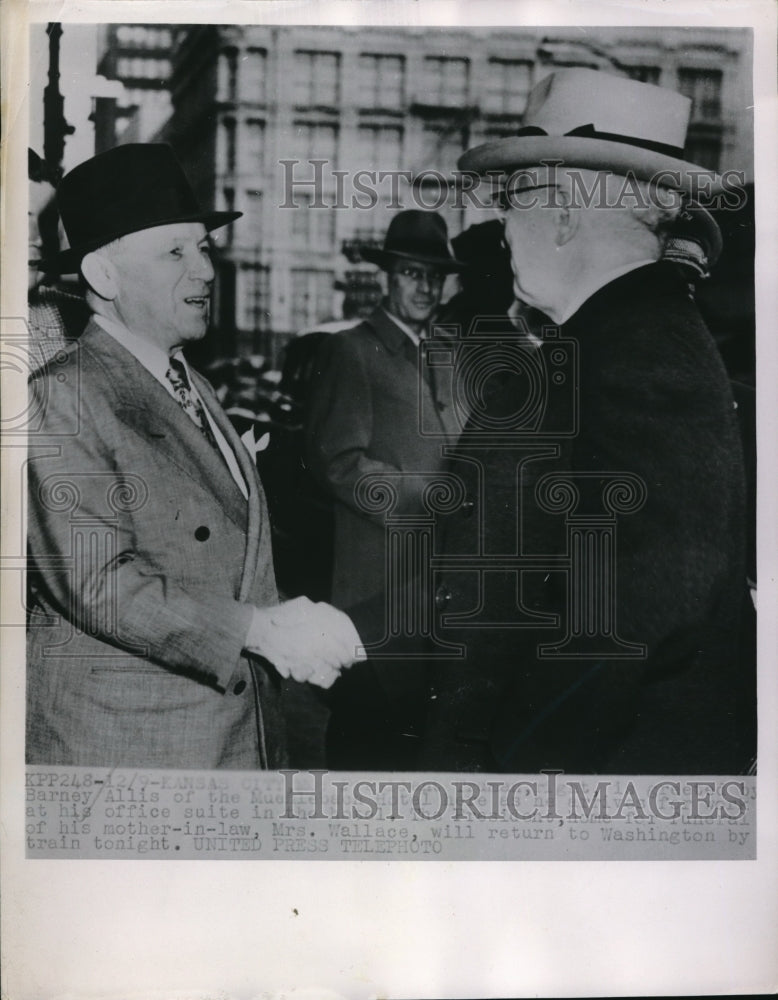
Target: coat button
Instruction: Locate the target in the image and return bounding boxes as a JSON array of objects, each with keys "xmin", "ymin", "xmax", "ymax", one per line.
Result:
[
  {"xmin": 435, "ymin": 584, "xmax": 452, "ymax": 611},
  {"xmin": 233, "ymin": 679, "xmax": 247, "ymax": 695},
  {"xmin": 461, "ymin": 497, "xmax": 475, "ymax": 517},
  {"xmin": 194, "ymin": 526, "xmax": 210, "ymax": 541}
]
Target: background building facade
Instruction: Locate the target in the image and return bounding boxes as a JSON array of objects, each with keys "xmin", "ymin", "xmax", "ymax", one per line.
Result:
[{"xmin": 88, "ymin": 24, "xmax": 753, "ymax": 364}]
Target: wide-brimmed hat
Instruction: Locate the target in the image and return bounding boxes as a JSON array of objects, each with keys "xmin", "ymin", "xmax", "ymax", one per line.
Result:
[
  {"xmin": 458, "ymin": 68, "xmax": 725, "ymax": 197},
  {"xmin": 38, "ymin": 143, "xmax": 241, "ymax": 274},
  {"xmin": 361, "ymin": 210, "xmax": 466, "ymax": 272}
]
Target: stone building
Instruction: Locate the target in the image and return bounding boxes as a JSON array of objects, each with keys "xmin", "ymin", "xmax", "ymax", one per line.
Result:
[{"xmin": 93, "ymin": 24, "xmax": 753, "ymax": 362}]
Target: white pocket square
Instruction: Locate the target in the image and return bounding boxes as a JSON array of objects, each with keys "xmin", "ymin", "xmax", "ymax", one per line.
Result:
[{"xmin": 240, "ymin": 427, "xmax": 270, "ymax": 459}]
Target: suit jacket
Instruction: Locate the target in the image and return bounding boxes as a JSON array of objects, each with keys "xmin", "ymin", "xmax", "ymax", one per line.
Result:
[
  {"xmin": 306, "ymin": 306, "xmax": 462, "ymax": 607},
  {"xmin": 26, "ymin": 320, "xmax": 286, "ymax": 770},
  {"xmin": 352, "ymin": 263, "xmax": 754, "ymax": 774}
]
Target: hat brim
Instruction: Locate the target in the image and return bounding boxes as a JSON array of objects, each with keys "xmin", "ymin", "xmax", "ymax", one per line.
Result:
[
  {"xmin": 361, "ymin": 247, "xmax": 467, "ymax": 272},
  {"xmin": 37, "ymin": 209, "xmax": 242, "ymax": 275},
  {"xmin": 458, "ymin": 136, "xmax": 726, "ymax": 198}
]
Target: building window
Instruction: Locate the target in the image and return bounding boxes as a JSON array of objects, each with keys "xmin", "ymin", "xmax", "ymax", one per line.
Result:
[
  {"xmin": 359, "ymin": 54, "xmax": 405, "ymax": 108},
  {"xmin": 356, "ymin": 125, "xmax": 403, "ymax": 172},
  {"xmin": 218, "ymin": 48, "xmax": 238, "ymax": 102},
  {"xmin": 242, "ymin": 119, "xmax": 265, "ymax": 174},
  {"xmin": 421, "ymin": 122, "xmax": 467, "ymax": 173},
  {"xmin": 293, "ymin": 121, "xmax": 339, "ymax": 169},
  {"xmin": 220, "ymin": 117, "xmax": 237, "ymax": 173},
  {"xmin": 115, "ymin": 25, "xmax": 171, "ymax": 49},
  {"xmin": 119, "ymin": 86, "xmax": 169, "ymax": 110},
  {"xmin": 116, "ymin": 56, "xmax": 170, "ymax": 80},
  {"xmin": 627, "ymin": 65, "xmax": 661, "ymax": 85},
  {"xmin": 422, "ymin": 56, "xmax": 469, "ymax": 106},
  {"xmin": 684, "ymin": 129, "xmax": 722, "ymax": 171},
  {"xmin": 219, "ymin": 188, "xmax": 236, "ymax": 246},
  {"xmin": 238, "ymin": 190, "xmax": 263, "ymax": 245},
  {"xmin": 242, "ymin": 48, "xmax": 267, "ymax": 104},
  {"xmin": 484, "ymin": 59, "xmax": 532, "ymax": 114},
  {"xmin": 290, "ymin": 269, "xmax": 336, "ymax": 331},
  {"xmin": 237, "ymin": 265, "xmax": 271, "ymax": 332},
  {"xmin": 291, "ymin": 194, "xmax": 336, "ymax": 251},
  {"xmin": 294, "ymin": 51, "xmax": 340, "ymax": 107},
  {"xmin": 678, "ymin": 68, "xmax": 723, "ymax": 122}
]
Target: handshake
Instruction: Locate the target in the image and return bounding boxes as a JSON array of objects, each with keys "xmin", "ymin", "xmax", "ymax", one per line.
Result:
[{"xmin": 245, "ymin": 596, "xmax": 366, "ymax": 689}]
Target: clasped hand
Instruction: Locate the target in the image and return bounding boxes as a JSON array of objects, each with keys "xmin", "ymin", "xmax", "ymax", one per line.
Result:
[{"xmin": 245, "ymin": 596, "xmax": 365, "ymax": 689}]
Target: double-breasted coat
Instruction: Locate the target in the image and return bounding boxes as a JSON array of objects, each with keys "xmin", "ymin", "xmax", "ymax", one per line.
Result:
[{"xmin": 26, "ymin": 320, "xmax": 286, "ymax": 769}]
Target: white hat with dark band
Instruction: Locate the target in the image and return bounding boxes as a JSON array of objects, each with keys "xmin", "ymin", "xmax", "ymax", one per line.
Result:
[{"xmin": 458, "ymin": 68, "xmax": 727, "ymax": 197}]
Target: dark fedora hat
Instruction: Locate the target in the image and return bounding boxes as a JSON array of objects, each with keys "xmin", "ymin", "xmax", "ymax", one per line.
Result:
[
  {"xmin": 38, "ymin": 143, "xmax": 241, "ymax": 274},
  {"xmin": 361, "ymin": 210, "xmax": 466, "ymax": 272}
]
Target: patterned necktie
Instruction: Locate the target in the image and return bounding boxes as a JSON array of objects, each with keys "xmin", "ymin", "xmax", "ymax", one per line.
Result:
[{"xmin": 165, "ymin": 353, "xmax": 220, "ymax": 451}]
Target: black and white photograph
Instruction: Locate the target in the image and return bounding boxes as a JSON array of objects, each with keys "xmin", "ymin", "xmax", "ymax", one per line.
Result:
[{"xmin": 2, "ymin": 1, "xmax": 777, "ymax": 997}]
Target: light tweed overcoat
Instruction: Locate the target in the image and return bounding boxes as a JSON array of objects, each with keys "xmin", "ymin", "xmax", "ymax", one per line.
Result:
[{"xmin": 26, "ymin": 320, "xmax": 286, "ymax": 769}]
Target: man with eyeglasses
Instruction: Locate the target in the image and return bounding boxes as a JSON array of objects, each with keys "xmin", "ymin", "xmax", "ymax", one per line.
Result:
[
  {"xmin": 306, "ymin": 209, "xmax": 465, "ymax": 768},
  {"xmin": 410, "ymin": 68, "xmax": 754, "ymax": 774}
]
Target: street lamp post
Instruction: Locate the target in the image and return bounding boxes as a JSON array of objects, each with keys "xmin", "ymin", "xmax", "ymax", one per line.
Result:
[{"xmin": 43, "ymin": 22, "xmax": 75, "ymax": 178}]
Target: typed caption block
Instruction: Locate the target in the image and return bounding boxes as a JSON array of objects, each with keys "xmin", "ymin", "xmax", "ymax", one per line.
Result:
[{"xmin": 25, "ymin": 767, "xmax": 756, "ymax": 861}]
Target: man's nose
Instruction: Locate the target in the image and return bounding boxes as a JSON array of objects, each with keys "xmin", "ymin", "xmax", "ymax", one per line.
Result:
[
  {"xmin": 190, "ymin": 250, "xmax": 214, "ymax": 282},
  {"xmin": 417, "ymin": 273, "xmax": 436, "ymax": 293}
]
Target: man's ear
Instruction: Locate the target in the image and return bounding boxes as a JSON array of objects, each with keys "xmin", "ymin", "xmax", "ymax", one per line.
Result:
[
  {"xmin": 81, "ymin": 250, "xmax": 119, "ymax": 300},
  {"xmin": 554, "ymin": 190, "xmax": 580, "ymax": 248}
]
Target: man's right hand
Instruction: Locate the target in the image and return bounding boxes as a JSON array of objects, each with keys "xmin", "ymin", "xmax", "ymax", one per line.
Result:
[{"xmin": 244, "ymin": 596, "xmax": 365, "ymax": 689}]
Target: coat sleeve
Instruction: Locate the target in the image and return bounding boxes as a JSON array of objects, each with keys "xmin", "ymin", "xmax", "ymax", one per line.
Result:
[
  {"xmin": 305, "ymin": 332, "xmax": 433, "ymax": 520},
  {"xmin": 27, "ymin": 372, "xmax": 256, "ymax": 691}
]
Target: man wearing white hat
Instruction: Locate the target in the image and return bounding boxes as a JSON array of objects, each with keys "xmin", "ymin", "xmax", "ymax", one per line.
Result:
[{"xmin": 396, "ymin": 69, "xmax": 754, "ymax": 773}]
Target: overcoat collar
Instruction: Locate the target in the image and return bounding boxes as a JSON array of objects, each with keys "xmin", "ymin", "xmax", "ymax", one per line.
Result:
[
  {"xmin": 564, "ymin": 261, "xmax": 685, "ymax": 334},
  {"xmin": 364, "ymin": 305, "xmax": 418, "ymax": 355},
  {"xmin": 362, "ymin": 307, "xmax": 462, "ymax": 441}
]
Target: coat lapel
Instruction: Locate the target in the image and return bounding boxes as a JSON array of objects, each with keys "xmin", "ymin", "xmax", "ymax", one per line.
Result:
[
  {"xmin": 367, "ymin": 307, "xmax": 461, "ymax": 442},
  {"xmin": 192, "ymin": 370, "xmax": 264, "ymax": 601},
  {"xmin": 80, "ymin": 323, "xmax": 248, "ymax": 533}
]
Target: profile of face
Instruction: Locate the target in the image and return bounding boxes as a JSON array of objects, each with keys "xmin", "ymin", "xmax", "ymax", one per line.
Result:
[
  {"xmin": 500, "ymin": 183, "xmax": 562, "ymax": 314},
  {"xmin": 106, "ymin": 222, "xmax": 215, "ymax": 350},
  {"xmin": 28, "ymin": 180, "xmax": 56, "ymax": 291},
  {"xmin": 386, "ymin": 261, "xmax": 445, "ymax": 330}
]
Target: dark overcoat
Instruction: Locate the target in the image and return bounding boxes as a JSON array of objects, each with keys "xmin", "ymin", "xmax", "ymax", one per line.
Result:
[
  {"xmin": 352, "ymin": 263, "xmax": 754, "ymax": 774},
  {"xmin": 26, "ymin": 321, "xmax": 286, "ymax": 769},
  {"xmin": 306, "ymin": 306, "xmax": 462, "ymax": 608}
]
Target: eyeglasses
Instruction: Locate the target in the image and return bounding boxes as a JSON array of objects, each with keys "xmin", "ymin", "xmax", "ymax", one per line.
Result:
[{"xmin": 394, "ymin": 266, "xmax": 445, "ymax": 288}]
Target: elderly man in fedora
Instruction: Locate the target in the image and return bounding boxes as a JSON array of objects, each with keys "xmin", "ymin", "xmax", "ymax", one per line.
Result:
[
  {"xmin": 394, "ymin": 68, "xmax": 753, "ymax": 774},
  {"xmin": 305, "ymin": 209, "xmax": 465, "ymax": 768},
  {"xmin": 27, "ymin": 143, "xmax": 361, "ymax": 770},
  {"xmin": 343, "ymin": 70, "xmax": 754, "ymax": 775}
]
